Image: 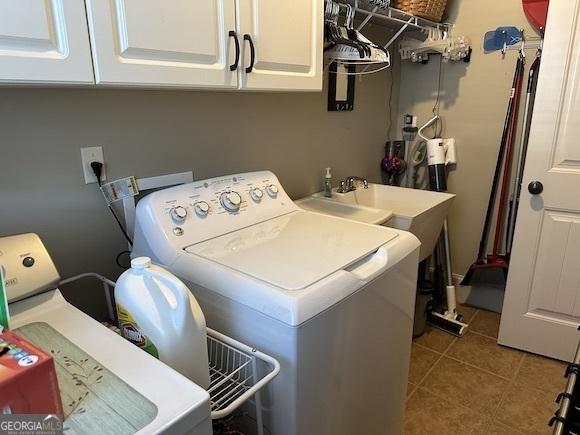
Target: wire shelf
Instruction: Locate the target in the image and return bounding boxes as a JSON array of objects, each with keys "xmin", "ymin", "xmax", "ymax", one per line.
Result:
[{"xmin": 206, "ymin": 328, "xmax": 280, "ymax": 424}]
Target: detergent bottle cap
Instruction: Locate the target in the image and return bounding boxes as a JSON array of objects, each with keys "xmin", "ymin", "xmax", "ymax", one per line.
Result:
[
  {"xmin": 131, "ymin": 257, "xmax": 151, "ymax": 270},
  {"xmin": 325, "ymin": 167, "xmax": 332, "ymax": 179}
]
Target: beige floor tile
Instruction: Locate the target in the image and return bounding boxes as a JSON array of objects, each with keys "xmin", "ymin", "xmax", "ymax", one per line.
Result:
[
  {"xmin": 458, "ymin": 303, "xmax": 479, "ymax": 323},
  {"xmin": 404, "ymin": 388, "xmax": 488, "ymax": 435},
  {"xmin": 495, "ymin": 384, "xmax": 559, "ymax": 435},
  {"xmin": 408, "ymin": 344, "xmax": 441, "ymax": 384},
  {"xmin": 447, "ymin": 332, "xmax": 524, "ymax": 379},
  {"xmin": 487, "ymin": 421, "xmax": 525, "ymax": 435},
  {"xmin": 421, "ymin": 356, "xmax": 509, "ymax": 415},
  {"xmin": 413, "ymin": 325, "xmax": 455, "ymax": 353},
  {"xmin": 515, "ymin": 353, "xmax": 567, "ymax": 397},
  {"xmin": 471, "ymin": 310, "xmax": 501, "ymax": 339}
]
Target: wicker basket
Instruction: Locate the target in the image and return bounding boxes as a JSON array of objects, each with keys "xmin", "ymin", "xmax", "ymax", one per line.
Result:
[{"xmin": 391, "ymin": 0, "xmax": 447, "ymax": 22}]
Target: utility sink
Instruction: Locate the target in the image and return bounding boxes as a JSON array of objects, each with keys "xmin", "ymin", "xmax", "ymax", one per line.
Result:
[
  {"xmin": 295, "ymin": 197, "xmax": 393, "ymax": 225},
  {"xmin": 300, "ymin": 184, "xmax": 455, "ymax": 261}
]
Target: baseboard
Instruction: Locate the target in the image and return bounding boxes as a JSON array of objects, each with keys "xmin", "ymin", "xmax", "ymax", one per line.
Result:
[{"xmin": 428, "ymin": 270, "xmax": 504, "ymax": 313}]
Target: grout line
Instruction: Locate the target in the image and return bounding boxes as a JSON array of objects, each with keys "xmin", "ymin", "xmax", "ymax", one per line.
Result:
[
  {"xmin": 415, "ymin": 350, "xmax": 445, "ymax": 387},
  {"xmin": 406, "ymin": 382, "xmax": 418, "ymax": 401},
  {"xmin": 413, "ymin": 341, "xmax": 443, "ymax": 355},
  {"xmin": 442, "ymin": 335, "xmax": 458, "ymax": 355},
  {"xmin": 464, "ymin": 308, "xmax": 480, "ymax": 324},
  {"xmin": 442, "ymin": 353, "xmax": 515, "ymax": 381},
  {"xmin": 488, "ymin": 352, "xmax": 527, "ymax": 427},
  {"xmin": 468, "ymin": 329, "xmax": 500, "ymax": 341}
]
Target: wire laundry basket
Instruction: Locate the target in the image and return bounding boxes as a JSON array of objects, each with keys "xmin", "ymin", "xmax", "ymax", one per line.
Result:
[
  {"xmin": 206, "ymin": 328, "xmax": 280, "ymax": 434},
  {"xmin": 391, "ymin": 0, "xmax": 447, "ymax": 22}
]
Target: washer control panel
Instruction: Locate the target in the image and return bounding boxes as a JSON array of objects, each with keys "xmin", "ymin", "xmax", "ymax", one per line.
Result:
[
  {"xmin": 135, "ymin": 171, "xmax": 299, "ymax": 248},
  {"xmin": 0, "ymin": 233, "xmax": 60, "ymax": 303}
]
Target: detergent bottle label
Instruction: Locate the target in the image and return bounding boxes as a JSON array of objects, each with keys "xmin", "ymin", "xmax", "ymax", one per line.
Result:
[{"xmin": 116, "ymin": 304, "xmax": 159, "ymax": 359}]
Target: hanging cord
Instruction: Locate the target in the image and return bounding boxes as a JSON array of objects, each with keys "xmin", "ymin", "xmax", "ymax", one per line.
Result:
[
  {"xmin": 90, "ymin": 162, "xmax": 133, "ymax": 269},
  {"xmin": 431, "ymin": 56, "xmax": 444, "ymax": 137},
  {"xmin": 386, "ymin": 65, "xmax": 394, "ymax": 139}
]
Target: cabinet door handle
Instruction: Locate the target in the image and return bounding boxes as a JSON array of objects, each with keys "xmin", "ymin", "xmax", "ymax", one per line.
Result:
[
  {"xmin": 228, "ymin": 31, "xmax": 240, "ymax": 71},
  {"xmin": 243, "ymin": 34, "xmax": 255, "ymax": 73}
]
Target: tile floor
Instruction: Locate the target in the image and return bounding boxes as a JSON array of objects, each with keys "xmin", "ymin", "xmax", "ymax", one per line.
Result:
[{"xmin": 405, "ymin": 305, "xmax": 568, "ymax": 435}]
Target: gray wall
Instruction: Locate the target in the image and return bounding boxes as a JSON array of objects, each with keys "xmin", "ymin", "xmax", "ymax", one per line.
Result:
[
  {"xmin": 1, "ymin": 63, "xmax": 399, "ymax": 319},
  {"xmin": 398, "ymin": 0, "xmax": 537, "ymax": 277}
]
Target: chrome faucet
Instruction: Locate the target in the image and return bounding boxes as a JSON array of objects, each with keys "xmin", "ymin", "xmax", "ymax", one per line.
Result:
[{"xmin": 337, "ymin": 176, "xmax": 369, "ymax": 193}]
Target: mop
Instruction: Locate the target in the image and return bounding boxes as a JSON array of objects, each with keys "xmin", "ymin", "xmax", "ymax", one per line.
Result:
[
  {"xmin": 506, "ymin": 51, "xmax": 542, "ymax": 255},
  {"xmin": 461, "ymin": 52, "xmax": 525, "ymax": 287},
  {"xmin": 418, "ymin": 116, "xmax": 468, "ymax": 336}
]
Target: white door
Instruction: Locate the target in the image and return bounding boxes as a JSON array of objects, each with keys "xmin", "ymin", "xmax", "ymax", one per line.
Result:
[
  {"xmin": 499, "ymin": 0, "xmax": 580, "ymax": 361},
  {"xmin": 0, "ymin": 1, "xmax": 94, "ymax": 84},
  {"xmin": 238, "ymin": 0, "xmax": 323, "ymax": 91},
  {"xmin": 85, "ymin": 0, "xmax": 238, "ymax": 88}
]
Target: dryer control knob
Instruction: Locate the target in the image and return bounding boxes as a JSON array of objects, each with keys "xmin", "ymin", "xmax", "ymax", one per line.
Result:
[
  {"xmin": 249, "ymin": 188, "xmax": 264, "ymax": 202},
  {"xmin": 194, "ymin": 201, "xmax": 210, "ymax": 217},
  {"xmin": 220, "ymin": 191, "xmax": 242, "ymax": 212},
  {"xmin": 170, "ymin": 206, "xmax": 188, "ymax": 223},
  {"xmin": 266, "ymin": 184, "xmax": 279, "ymax": 198}
]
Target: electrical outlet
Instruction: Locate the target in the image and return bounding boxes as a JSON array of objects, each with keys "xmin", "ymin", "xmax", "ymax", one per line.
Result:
[{"xmin": 80, "ymin": 146, "xmax": 106, "ymax": 184}]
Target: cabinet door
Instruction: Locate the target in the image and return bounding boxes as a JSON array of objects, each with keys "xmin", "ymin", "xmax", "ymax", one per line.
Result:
[
  {"xmin": 238, "ymin": 0, "xmax": 323, "ymax": 91},
  {"xmin": 85, "ymin": 0, "xmax": 238, "ymax": 88},
  {"xmin": 0, "ymin": 1, "xmax": 94, "ymax": 84}
]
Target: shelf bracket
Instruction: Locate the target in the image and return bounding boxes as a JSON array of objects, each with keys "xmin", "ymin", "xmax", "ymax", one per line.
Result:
[{"xmin": 384, "ymin": 17, "xmax": 414, "ymax": 49}]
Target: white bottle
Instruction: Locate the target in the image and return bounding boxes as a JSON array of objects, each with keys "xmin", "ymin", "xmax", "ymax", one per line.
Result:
[
  {"xmin": 323, "ymin": 167, "xmax": 333, "ymax": 197},
  {"xmin": 115, "ymin": 257, "xmax": 210, "ymax": 389}
]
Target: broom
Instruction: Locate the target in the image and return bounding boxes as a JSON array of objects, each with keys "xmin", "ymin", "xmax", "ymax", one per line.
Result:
[{"xmin": 461, "ymin": 52, "xmax": 525, "ymax": 286}]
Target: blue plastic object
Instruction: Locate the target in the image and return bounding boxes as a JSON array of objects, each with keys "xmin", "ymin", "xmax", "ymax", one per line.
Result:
[{"xmin": 483, "ymin": 26, "xmax": 522, "ymax": 52}]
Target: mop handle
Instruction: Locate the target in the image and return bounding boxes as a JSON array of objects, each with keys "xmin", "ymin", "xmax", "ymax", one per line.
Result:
[
  {"xmin": 492, "ymin": 55, "xmax": 525, "ymax": 258},
  {"xmin": 475, "ymin": 56, "xmax": 523, "ymax": 260},
  {"xmin": 507, "ymin": 55, "xmax": 542, "ymax": 254}
]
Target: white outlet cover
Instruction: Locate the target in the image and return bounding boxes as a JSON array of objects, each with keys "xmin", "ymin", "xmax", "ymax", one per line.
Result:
[{"xmin": 80, "ymin": 146, "xmax": 106, "ymax": 184}]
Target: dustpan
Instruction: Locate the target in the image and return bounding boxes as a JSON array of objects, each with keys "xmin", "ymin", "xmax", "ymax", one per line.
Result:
[{"xmin": 522, "ymin": 0, "xmax": 549, "ymax": 32}]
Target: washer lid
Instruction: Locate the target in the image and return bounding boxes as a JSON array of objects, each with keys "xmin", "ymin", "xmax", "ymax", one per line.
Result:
[{"xmin": 185, "ymin": 211, "xmax": 398, "ymax": 290}]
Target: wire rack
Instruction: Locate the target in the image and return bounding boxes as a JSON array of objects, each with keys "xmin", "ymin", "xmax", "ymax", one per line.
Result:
[{"xmin": 206, "ymin": 328, "xmax": 280, "ymax": 434}]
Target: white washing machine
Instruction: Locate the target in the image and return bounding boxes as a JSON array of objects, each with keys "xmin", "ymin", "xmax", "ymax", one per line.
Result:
[
  {"xmin": 133, "ymin": 171, "xmax": 420, "ymax": 435},
  {"xmin": 1, "ymin": 233, "xmax": 212, "ymax": 435}
]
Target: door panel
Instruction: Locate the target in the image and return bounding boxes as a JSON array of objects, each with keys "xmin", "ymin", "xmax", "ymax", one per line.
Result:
[
  {"xmin": 499, "ymin": 0, "xmax": 580, "ymax": 360},
  {"xmin": 86, "ymin": 0, "xmax": 237, "ymax": 88},
  {"xmin": 528, "ymin": 211, "xmax": 580, "ymax": 317},
  {"xmin": 238, "ymin": 0, "xmax": 323, "ymax": 91},
  {"xmin": 0, "ymin": 0, "xmax": 94, "ymax": 84}
]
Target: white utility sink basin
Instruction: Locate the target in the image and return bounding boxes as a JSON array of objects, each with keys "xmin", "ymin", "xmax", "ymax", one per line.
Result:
[
  {"xmin": 302, "ymin": 184, "xmax": 455, "ymax": 261},
  {"xmin": 295, "ymin": 196, "xmax": 393, "ymax": 225}
]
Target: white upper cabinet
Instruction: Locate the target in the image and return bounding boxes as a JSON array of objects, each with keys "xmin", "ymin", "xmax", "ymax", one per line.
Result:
[
  {"xmin": 238, "ymin": 0, "xmax": 323, "ymax": 91},
  {"xmin": 85, "ymin": 0, "xmax": 238, "ymax": 89},
  {"xmin": 0, "ymin": 1, "xmax": 94, "ymax": 84}
]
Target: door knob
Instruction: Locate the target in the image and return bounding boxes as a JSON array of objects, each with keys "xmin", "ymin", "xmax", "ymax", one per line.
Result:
[{"xmin": 528, "ymin": 181, "xmax": 543, "ymax": 195}]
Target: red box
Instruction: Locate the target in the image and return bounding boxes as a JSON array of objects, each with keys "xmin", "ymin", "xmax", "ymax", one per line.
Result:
[{"xmin": 0, "ymin": 330, "xmax": 63, "ymax": 415}]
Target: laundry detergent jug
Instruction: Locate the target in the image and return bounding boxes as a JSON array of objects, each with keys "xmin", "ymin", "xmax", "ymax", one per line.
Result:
[{"xmin": 115, "ymin": 257, "xmax": 210, "ymax": 389}]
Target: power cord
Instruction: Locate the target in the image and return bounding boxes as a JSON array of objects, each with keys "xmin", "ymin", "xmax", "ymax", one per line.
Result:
[{"xmin": 90, "ymin": 162, "xmax": 133, "ymax": 269}]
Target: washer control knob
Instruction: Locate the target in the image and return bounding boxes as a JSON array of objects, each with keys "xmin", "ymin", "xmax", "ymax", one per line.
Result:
[
  {"xmin": 220, "ymin": 191, "xmax": 242, "ymax": 212},
  {"xmin": 266, "ymin": 184, "xmax": 279, "ymax": 198},
  {"xmin": 249, "ymin": 188, "xmax": 264, "ymax": 202},
  {"xmin": 194, "ymin": 201, "xmax": 210, "ymax": 217},
  {"xmin": 170, "ymin": 205, "xmax": 188, "ymax": 223}
]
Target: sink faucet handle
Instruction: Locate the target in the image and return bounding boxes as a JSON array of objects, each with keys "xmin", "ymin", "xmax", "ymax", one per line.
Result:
[
  {"xmin": 363, "ymin": 180, "xmax": 369, "ymax": 189},
  {"xmin": 337, "ymin": 181, "xmax": 346, "ymax": 193}
]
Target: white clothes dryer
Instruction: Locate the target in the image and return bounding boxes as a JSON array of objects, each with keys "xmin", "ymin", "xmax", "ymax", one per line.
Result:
[{"xmin": 1, "ymin": 233, "xmax": 212, "ymax": 435}]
